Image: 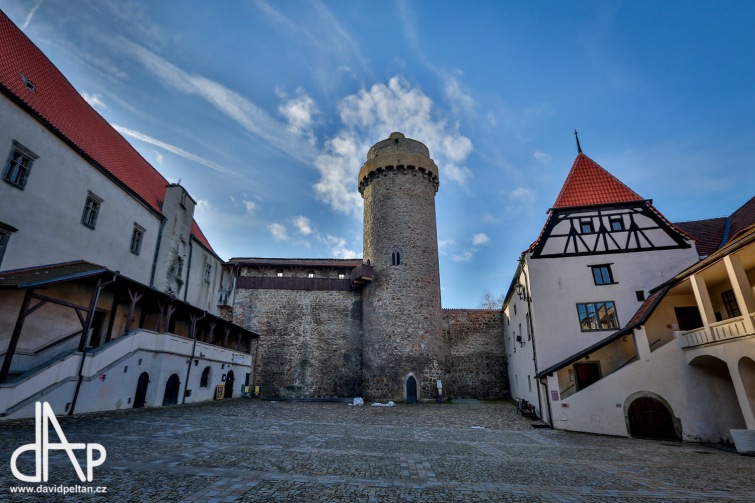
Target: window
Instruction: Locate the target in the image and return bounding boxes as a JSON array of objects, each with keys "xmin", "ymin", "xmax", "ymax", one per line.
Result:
[
  {"xmin": 591, "ymin": 265, "xmax": 614, "ymax": 285},
  {"xmin": 636, "ymin": 290, "xmax": 645, "ymax": 302},
  {"xmin": 307, "ymin": 271, "xmax": 315, "ymax": 279},
  {"xmin": 722, "ymin": 290, "xmax": 741, "ymax": 318},
  {"xmin": 580, "ymin": 219, "xmax": 594, "ymax": 234},
  {"xmin": 276, "ymin": 269, "xmax": 284, "ymax": 277},
  {"xmin": 3, "ymin": 141, "xmax": 37, "ymax": 189},
  {"xmin": 609, "ymin": 216, "xmax": 624, "ymax": 232},
  {"xmin": 130, "ymin": 224, "xmax": 145, "ymax": 255},
  {"xmin": 0, "ymin": 222, "xmax": 17, "ymax": 268},
  {"xmin": 391, "ymin": 251, "xmax": 401, "ymax": 266},
  {"xmin": 81, "ymin": 192, "xmax": 103, "ymax": 229},
  {"xmin": 205, "ymin": 263, "xmax": 212, "ymax": 281},
  {"xmin": 200, "ymin": 367, "xmax": 211, "ymax": 387},
  {"xmin": 576, "ymin": 301, "xmax": 619, "ymax": 331},
  {"xmin": 338, "ymin": 272, "xmax": 346, "ymax": 279}
]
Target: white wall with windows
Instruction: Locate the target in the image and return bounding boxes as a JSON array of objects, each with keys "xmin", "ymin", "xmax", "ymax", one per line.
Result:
[{"xmin": 0, "ymin": 96, "xmax": 161, "ymax": 282}]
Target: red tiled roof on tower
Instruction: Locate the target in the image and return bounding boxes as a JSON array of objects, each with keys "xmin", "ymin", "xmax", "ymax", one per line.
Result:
[
  {"xmin": 552, "ymin": 153, "xmax": 645, "ymax": 209},
  {"xmin": 0, "ymin": 12, "xmax": 215, "ymax": 254}
]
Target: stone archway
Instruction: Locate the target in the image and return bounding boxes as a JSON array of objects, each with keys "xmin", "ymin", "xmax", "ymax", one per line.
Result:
[
  {"xmin": 406, "ymin": 375, "xmax": 418, "ymax": 404},
  {"xmin": 624, "ymin": 391, "xmax": 681, "ymax": 440}
]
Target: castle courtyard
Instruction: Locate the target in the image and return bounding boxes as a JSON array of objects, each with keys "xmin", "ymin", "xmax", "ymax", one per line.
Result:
[{"xmin": 2, "ymin": 399, "xmax": 753, "ymax": 502}]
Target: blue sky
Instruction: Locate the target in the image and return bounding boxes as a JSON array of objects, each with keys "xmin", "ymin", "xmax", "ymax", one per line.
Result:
[{"xmin": 4, "ymin": 1, "xmax": 755, "ymax": 307}]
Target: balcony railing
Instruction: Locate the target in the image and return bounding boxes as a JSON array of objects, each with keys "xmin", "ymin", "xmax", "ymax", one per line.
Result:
[{"xmin": 679, "ymin": 313, "xmax": 755, "ymax": 348}]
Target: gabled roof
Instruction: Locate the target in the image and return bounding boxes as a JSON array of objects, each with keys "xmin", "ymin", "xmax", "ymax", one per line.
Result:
[
  {"xmin": 551, "ymin": 153, "xmax": 644, "ymax": 210},
  {"xmin": 228, "ymin": 257, "xmax": 363, "ymax": 268},
  {"xmin": 0, "ymin": 12, "xmax": 214, "ymax": 254},
  {"xmin": 674, "ymin": 218, "xmax": 727, "ymax": 258}
]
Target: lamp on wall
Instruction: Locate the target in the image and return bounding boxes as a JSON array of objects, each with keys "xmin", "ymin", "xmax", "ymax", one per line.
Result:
[{"xmin": 515, "ymin": 282, "xmax": 531, "ymax": 302}]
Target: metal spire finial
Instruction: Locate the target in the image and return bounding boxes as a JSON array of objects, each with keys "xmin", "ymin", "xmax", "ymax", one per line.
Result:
[{"xmin": 574, "ymin": 129, "xmax": 583, "ymax": 154}]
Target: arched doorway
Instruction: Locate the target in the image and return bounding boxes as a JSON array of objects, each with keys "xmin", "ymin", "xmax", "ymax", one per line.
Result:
[
  {"xmin": 162, "ymin": 373, "xmax": 180, "ymax": 406},
  {"xmin": 224, "ymin": 370, "xmax": 235, "ymax": 398},
  {"xmin": 738, "ymin": 357, "xmax": 755, "ymax": 421},
  {"xmin": 406, "ymin": 375, "xmax": 417, "ymax": 404},
  {"xmin": 133, "ymin": 372, "xmax": 149, "ymax": 408},
  {"xmin": 627, "ymin": 394, "xmax": 680, "ymax": 440}
]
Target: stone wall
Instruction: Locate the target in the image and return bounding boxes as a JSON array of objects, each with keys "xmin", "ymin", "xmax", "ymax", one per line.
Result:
[
  {"xmin": 233, "ymin": 285, "xmax": 363, "ymax": 399},
  {"xmin": 442, "ymin": 309, "xmax": 508, "ymax": 399}
]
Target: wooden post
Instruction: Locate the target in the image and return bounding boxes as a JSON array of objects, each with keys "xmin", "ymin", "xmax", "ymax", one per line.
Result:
[{"xmin": 0, "ymin": 289, "xmax": 34, "ymax": 383}]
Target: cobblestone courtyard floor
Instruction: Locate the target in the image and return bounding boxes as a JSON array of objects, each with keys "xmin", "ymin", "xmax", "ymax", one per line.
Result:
[{"xmin": 1, "ymin": 398, "xmax": 754, "ymax": 502}]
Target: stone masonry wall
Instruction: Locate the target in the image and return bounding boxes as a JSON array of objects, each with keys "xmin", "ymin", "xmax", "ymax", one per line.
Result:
[
  {"xmin": 442, "ymin": 309, "xmax": 508, "ymax": 399},
  {"xmin": 233, "ymin": 286, "xmax": 363, "ymax": 399}
]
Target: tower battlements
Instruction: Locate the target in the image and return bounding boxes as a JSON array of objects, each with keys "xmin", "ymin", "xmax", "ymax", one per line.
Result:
[{"xmin": 358, "ymin": 132, "xmax": 439, "ymax": 195}]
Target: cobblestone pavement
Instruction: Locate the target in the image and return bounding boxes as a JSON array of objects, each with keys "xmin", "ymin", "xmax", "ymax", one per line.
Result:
[{"xmin": 1, "ymin": 398, "xmax": 754, "ymax": 502}]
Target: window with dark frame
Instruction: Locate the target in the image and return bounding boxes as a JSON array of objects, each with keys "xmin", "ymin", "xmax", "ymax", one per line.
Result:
[
  {"xmin": 722, "ymin": 289, "xmax": 741, "ymax": 318},
  {"xmin": 200, "ymin": 367, "xmax": 211, "ymax": 387},
  {"xmin": 580, "ymin": 219, "xmax": 594, "ymax": 234},
  {"xmin": 636, "ymin": 290, "xmax": 645, "ymax": 302},
  {"xmin": 591, "ymin": 265, "xmax": 614, "ymax": 285},
  {"xmin": 3, "ymin": 141, "xmax": 38, "ymax": 189},
  {"xmin": 391, "ymin": 251, "xmax": 401, "ymax": 266},
  {"xmin": 0, "ymin": 222, "xmax": 17, "ymax": 268},
  {"xmin": 81, "ymin": 192, "xmax": 102, "ymax": 229},
  {"xmin": 609, "ymin": 215, "xmax": 625, "ymax": 232},
  {"xmin": 130, "ymin": 224, "xmax": 144, "ymax": 255},
  {"xmin": 205, "ymin": 263, "xmax": 212, "ymax": 281},
  {"xmin": 576, "ymin": 301, "xmax": 619, "ymax": 331}
]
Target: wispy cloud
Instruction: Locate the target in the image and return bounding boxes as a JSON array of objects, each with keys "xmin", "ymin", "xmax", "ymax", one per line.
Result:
[
  {"xmin": 113, "ymin": 125, "xmax": 257, "ymax": 187},
  {"xmin": 21, "ymin": 0, "xmax": 45, "ymax": 29},
  {"xmin": 81, "ymin": 92, "xmax": 107, "ymax": 109},
  {"xmin": 278, "ymin": 88, "xmax": 319, "ymax": 144},
  {"xmin": 319, "ymin": 235, "xmax": 359, "ymax": 259},
  {"xmin": 314, "ymin": 76, "xmax": 473, "ymax": 216},
  {"xmin": 452, "ymin": 250, "xmax": 474, "ymax": 263},
  {"xmin": 117, "ymin": 39, "xmax": 314, "ymax": 165}
]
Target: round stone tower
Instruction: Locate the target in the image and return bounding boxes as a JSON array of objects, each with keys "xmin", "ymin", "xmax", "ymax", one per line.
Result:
[{"xmin": 359, "ymin": 132, "xmax": 445, "ymax": 402}]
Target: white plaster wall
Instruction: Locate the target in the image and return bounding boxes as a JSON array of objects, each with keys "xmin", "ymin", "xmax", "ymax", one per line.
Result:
[
  {"xmin": 1, "ymin": 330, "xmax": 252, "ymax": 418},
  {"xmin": 0, "ymin": 97, "xmax": 161, "ymax": 282},
  {"xmin": 528, "ymin": 245, "xmax": 698, "ymax": 370},
  {"xmin": 547, "ymin": 332, "xmax": 751, "ymax": 442},
  {"xmin": 183, "ymin": 241, "xmax": 223, "ymax": 316}
]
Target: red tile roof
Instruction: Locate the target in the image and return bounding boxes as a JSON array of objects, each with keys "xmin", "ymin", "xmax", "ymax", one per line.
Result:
[
  {"xmin": 552, "ymin": 153, "xmax": 644, "ymax": 209},
  {"xmin": 0, "ymin": 12, "xmax": 214, "ymax": 254},
  {"xmin": 729, "ymin": 195, "xmax": 755, "ymax": 242}
]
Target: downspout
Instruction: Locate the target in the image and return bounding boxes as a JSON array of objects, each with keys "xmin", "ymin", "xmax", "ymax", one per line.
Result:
[
  {"xmin": 182, "ymin": 311, "xmax": 206, "ymax": 404},
  {"xmin": 149, "ymin": 216, "xmax": 167, "ymax": 288},
  {"xmin": 70, "ymin": 272, "xmax": 118, "ymax": 415},
  {"xmin": 183, "ymin": 238, "xmax": 194, "ymax": 302}
]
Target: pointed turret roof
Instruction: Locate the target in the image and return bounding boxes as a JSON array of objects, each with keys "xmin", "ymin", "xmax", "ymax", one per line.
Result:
[{"xmin": 551, "ymin": 153, "xmax": 644, "ymax": 209}]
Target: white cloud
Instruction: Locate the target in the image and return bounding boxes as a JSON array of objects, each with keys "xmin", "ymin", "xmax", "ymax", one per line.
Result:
[
  {"xmin": 292, "ymin": 215, "xmax": 313, "ymax": 235},
  {"xmin": 314, "ymin": 76, "xmax": 473, "ymax": 215},
  {"xmin": 452, "ymin": 250, "xmax": 474, "ymax": 262},
  {"xmin": 81, "ymin": 92, "xmax": 107, "ymax": 109},
  {"xmin": 153, "ymin": 151, "xmax": 164, "ymax": 164},
  {"xmin": 243, "ymin": 200, "xmax": 257, "ymax": 216},
  {"xmin": 268, "ymin": 223, "xmax": 289, "ymax": 241},
  {"xmin": 194, "ymin": 199, "xmax": 212, "ymax": 213},
  {"xmin": 534, "ymin": 150, "xmax": 551, "ymax": 164},
  {"xmin": 278, "ymin": 88, "xmax": 318, "ymax": 144},
  {"xmin": 321, "ymin": 235, "xmax": 359, "ymax": 259},
  {"xmin": 509, "ymin": 187, "xmax": 536, "ymax": 204},
  {"xmin": 437, "ymin": 238, "xmax": 455, "ymax": 255},
  {"xmin": 113, "ymin": 125, "xmax": 257, "ymax": 187},
  {"xmin": 472, "ymin": 233, "xmax": 490, "ymax": 245}
]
